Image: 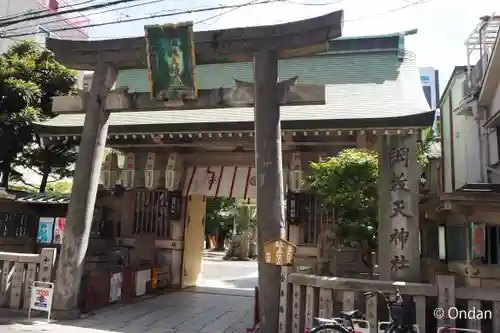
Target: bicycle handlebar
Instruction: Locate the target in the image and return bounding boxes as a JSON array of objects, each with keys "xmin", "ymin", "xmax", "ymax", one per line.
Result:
[{"xmin": 364, "ymin": 288, "xmax": 403, "ymax": 304}]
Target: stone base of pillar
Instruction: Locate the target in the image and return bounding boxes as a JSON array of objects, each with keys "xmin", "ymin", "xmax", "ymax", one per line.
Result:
[{"xmin": 50, "ymin": 309, "xmax": 82, "ymax": 320}]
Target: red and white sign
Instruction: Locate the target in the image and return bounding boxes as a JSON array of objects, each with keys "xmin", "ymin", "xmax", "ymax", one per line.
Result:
[
  {"xmin": 53, "ymin": 217, "xmax": 66, "ymax": 244},
  {"xmin": 183, "ymin": 166, "xmax": 257, "ymax": 199},
  {"xmin": 29, "ymin": 281, "xmax": 54, "ymax": 321}
]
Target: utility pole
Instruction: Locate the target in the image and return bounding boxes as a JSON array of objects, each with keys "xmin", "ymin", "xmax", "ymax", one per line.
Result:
[{"xmin": 52, "ymin": 61, "xmax": 117, "ymax": 315}]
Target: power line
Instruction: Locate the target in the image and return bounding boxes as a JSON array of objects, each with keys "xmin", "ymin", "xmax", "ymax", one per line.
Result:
[
  {"xmin": 0, "ymin": 0, "xmax": 149, "ymax": 28},
  {"xmin": 344, "ymin": 0, "xmax": 430, "ymax": 22},
  {"xmin": 0, "ymin": 0, "xmax": 99, "ymax": 24},
  {"xmin": 5, "ymin": 0, "xmax": 338, "ymax": 35},
  {"xmin": 2, "ymin": 0, "xmax": 277, "ymax": 39},
  {"xmin": 3, "ymin": 0, "xmax": 170, "ymax": 35},
  {"xmin": 2, "ymin": 0, "xmax": 432, "ymax": 40}
]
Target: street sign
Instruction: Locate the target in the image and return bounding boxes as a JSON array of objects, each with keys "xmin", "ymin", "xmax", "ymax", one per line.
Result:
[
  {"xmin": 28, "ymin": 281, "xmax": 54, "ymax": 321},
  {"xmin": 263, "ymin": 238, "xmax": 296, "ymax": 266}
]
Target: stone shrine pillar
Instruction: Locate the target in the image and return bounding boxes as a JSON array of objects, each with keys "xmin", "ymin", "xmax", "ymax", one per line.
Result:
[{"xmin": 378, "ymin": 134, "xmax": 420, "ymax": 282}]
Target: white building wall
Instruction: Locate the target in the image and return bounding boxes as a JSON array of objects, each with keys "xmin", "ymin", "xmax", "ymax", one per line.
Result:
[
  {"xmin": 0, "ymin": 0, "xmax": 89, "ymax": 87},
  {"xmin": 442, "ymin": 70, "xmax": 483, "ymax": 192},
  {"xmin": 450, "ymin": 73, "xmax": 481, "ymax": 189},
  {"xmin": 486, "ymin": 82, "xmax": 500, "ymax": 167}
]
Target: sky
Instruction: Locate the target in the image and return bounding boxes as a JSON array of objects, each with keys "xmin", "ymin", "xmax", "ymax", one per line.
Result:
[{"xmin": 76, "ymin": 0, "xmax": 500, "ymax": 91}]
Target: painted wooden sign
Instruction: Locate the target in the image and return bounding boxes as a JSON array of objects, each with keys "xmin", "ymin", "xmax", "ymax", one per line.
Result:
[
  {"xmin": 263, "ymin": 238, "xmax": 296, "ymax": 266},
  {"xmin": 145, "ymin": 22, "xmax": 197, "ymax": 101}
]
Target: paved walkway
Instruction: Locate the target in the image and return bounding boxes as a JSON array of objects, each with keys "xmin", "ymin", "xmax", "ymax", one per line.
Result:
[{"xmin": 2, "ymin": 289, "xmax": 254, "ymax": 333}]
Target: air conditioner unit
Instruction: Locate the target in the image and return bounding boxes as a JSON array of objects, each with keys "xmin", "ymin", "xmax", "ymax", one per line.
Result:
[
  {"xmin": 144, "ymin": 170, "xmax": 155, "ymax": 190},
  {"xmin": 120, "ymin": 170, "xmax": 135, "ymax": 189}
]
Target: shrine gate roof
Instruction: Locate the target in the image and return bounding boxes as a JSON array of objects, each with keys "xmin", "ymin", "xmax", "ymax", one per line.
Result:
[{"xmin": 37, "ymin": 31, "xmax": 434, "ymax": 137}]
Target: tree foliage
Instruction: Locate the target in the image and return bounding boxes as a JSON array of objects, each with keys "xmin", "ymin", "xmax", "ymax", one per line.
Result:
[
  {"xmin": 45, "ymin": 179, "xmax": 72, "ymax": 194},
  {"xmin": 0, "ymin": 40, "xmax": 77, "ymax": 189},
  {"xmin": 309, "ymin": 149, "xmax": 379, "ymax": 270},
  {"xmin": 205, "ymin": 198, "xmax": 238, "ymax": 235}
]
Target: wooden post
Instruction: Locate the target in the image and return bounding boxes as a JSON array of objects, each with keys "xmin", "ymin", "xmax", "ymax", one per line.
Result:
[
  {"xmin": 253, "ymin": 49, "xmax": 285, "ymax": 333},
  {"xmin": 52, "ymin": 61, "xmax": 117, "ymax": 314}
]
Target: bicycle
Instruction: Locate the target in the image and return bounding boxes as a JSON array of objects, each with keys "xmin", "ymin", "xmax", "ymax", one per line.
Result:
[{"xmin": 307, "ymin": 287, "xmax": 418, "ymax": 333}]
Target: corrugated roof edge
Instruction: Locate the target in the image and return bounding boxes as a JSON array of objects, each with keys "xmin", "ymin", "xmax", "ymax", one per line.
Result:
[
  {"xmin": 327, "ymin": 29, "xmax": 417, "ymax": 58},
  {"xmin": 4, "ymin": 190, "xmax": 70, "ymax": 205}
]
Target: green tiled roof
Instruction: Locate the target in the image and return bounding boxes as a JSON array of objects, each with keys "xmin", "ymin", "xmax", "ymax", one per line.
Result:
[
  {"xmin": 40, "ymin": 51, "xmax": 432, "ymax": 132},
  {"xmin": 39, "ymin": 33, "xmax": 433, "ymax": 133}
]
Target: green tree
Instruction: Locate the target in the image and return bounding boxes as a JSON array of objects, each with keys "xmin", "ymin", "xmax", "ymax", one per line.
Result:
[
  {"xmin": 205, "ymin": 197, "xmax": 238, "ymax": 250},
  {"xmin": 309, "ymin": 149, "xmax": 379, "ymax": 276},
  {"xmin": 45, "ymin": 179, "xmax": 72, "ymax": 194},
  {"xmin": 0, "ymin": 41, "xmax": 77, "ymax": 189}
]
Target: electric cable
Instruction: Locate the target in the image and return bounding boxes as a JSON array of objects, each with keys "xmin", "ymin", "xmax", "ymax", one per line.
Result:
[
  {"xmin": 0, "ymin": 0, "xmax": 100, "ymax": 23},
  {"xmin": 1, "ymin": 0, "xmax": 278, "ymax": 39},
  {"xmin": 3, "ymin": 0, "xmax": 170, "ymax": 35},
  {"xmin": 344, "ymin": 0, "xmax": 429, "ymax": 22},
  {"xmin": 0, "ymin": 0, "xmax": 152, "ymax": 28},
  {"xmin": 1, "ymin": 0, "xmax": 432, "ymax": 40},
  {"xmin": 4, "ymin": 0, "xmax": 340, "ymax": 35}
]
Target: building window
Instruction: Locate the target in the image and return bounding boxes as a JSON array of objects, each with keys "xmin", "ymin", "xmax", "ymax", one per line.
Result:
[
  {"xmin": 483, "ymin": 225, "xmax": 500, "ymax": 264},
  {"xmin": 83, "ymin": 82, "xmax": 90, "ymax": 91}
]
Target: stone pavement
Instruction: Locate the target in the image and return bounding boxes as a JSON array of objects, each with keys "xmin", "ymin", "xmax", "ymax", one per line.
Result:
[{"xmin": 1, "ymin": 289, "xmax": 254, "ymax": 333}]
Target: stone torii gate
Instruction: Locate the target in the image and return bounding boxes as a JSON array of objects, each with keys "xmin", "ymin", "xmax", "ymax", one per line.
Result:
[{"xmin": 45, "ymin": 11, "xmax": 343, "ymax": 330}]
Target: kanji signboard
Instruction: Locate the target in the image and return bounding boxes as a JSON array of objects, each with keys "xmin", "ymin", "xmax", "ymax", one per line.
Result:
[
  {"xmin": 263, "ymin": 238, "xmax": 296, "ymax": 266},
  {"xmin": 145, "ymin": 22, "xmax": 197, "ymax": 101}
]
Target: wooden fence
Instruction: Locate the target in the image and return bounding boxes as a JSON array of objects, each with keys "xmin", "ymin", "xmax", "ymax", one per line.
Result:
[
  {"xmin": 280, "ymin": 270, "xmax": 500, "ymax": 333},
  {"xmin": 0, "ymin": 248, "xmax": 56, "ymax": 309}
]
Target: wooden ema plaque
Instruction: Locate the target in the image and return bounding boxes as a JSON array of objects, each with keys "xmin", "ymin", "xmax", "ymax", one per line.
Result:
[{"xmin": 263, "ymin": 238, "xmax": 296, "ymax": 266}]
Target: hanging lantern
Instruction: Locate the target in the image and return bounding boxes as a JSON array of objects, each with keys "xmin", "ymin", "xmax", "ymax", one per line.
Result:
[
  {"xmin": 144, "ymin": 152, "xmax": 157, "ymax": 190},
  {"xmin": 101, "ymin": 153, "xmax": 118, "ymax": 189},
  {"xmin": 289, "ymin": 169, "xmax": 303, "ymax": 193},
  {"xmin": 289, "ymin": 152, "xmax": 303, "ymax": 193},
  {"xmin": 119, "ymin": 152, "xmax": 136, "ymax": 189},
  {"xmin": 165, "ymin": 153, "xmax": 182, "ymax": 191}
]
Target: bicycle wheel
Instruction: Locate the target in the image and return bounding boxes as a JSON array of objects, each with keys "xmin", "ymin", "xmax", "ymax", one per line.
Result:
[{"xmin": 308, "ymin": 324, "xmax": 350, "ymax": 333}]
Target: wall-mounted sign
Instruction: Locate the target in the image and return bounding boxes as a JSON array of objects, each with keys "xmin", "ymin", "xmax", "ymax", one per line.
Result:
[
  {"xmin": 263, "ymin": 238, "xmax": 296, "ymax": 266},
  {"xmin": 53, "ymin": 217, "xmax": 66, "ymax": 244},
  {"xmin": 471, "ymin": 223, "xmax": 485, "ymax": 259},
  {"xmin": 145, "ymin": 22, "xmax": 197, "ymax": 101},
  {"xmin": 37, "ymin": 217, "xmax": 54, "ymax": 244},
  {"xmin": 28, "ymin": 281, "xmax": 54, "ymax": 321}
]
